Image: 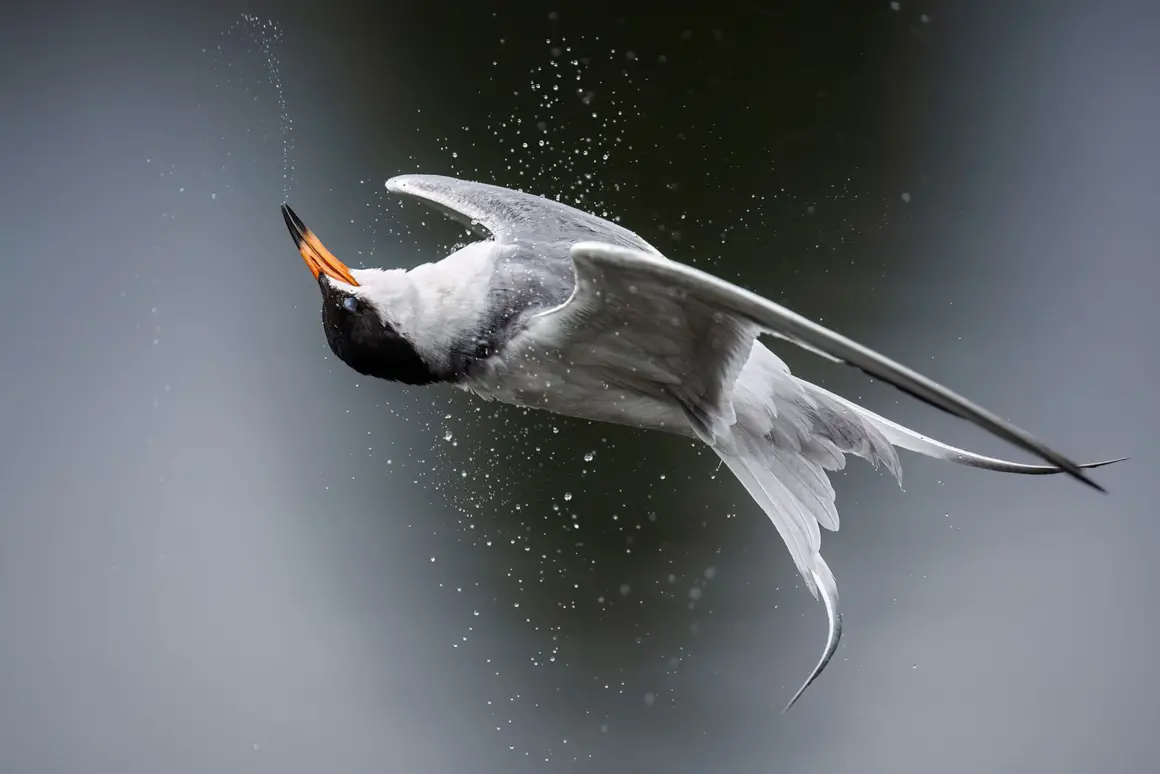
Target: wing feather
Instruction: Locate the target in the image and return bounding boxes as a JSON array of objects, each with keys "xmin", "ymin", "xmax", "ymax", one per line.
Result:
[
  {"xmin": 386, "ymin": 174, "xmax": 660, "ymax": 253},
  {"xmin": 558, "ymin": 241, "xmax": 1109, "ymax": 490},
  {"xmin": 533, "ymin": 240, "xmax": 1119, "ymax": 710}
]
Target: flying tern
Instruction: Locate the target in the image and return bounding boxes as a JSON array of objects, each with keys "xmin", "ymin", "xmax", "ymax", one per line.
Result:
[{"xmin": 280, "ymin": 174, "xmax": 1121, "ymax": 711}]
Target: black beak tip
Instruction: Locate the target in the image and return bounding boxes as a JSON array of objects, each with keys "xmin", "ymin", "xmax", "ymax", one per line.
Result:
[{"xmin": 281, "ymin": 203, "xmax": 306, "ymax": 247}]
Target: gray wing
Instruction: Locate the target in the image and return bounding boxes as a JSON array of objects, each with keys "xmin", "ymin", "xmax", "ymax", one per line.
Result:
[
  {"xmin": 386, "ymin": 175, "xmax": 667, "ymax": 350},
  {"xmin": 533, "ymin": 241, "xmax": 1118, "ymax": 711},
  {"xmin": 547, "ymin": 242, "xmax": 1112, "ymax": 490},
  {"xmin": 386, "ymin": 174, "xmax": 660, "ymax": 254}
]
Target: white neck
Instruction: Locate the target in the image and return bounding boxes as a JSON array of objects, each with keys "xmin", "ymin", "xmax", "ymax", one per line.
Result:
[{"xmin": 347, "ymin": 240, "xmax": 499, "ymax": 370}]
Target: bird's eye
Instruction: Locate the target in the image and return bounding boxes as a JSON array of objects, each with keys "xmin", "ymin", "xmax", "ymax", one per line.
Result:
[{"xmin": 342, "ymin": 296, "xmax": 358, "ymax": 313}]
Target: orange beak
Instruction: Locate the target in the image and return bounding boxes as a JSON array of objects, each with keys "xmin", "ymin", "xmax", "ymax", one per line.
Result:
[{"xmin": 280, "ymin": 204, "xmax": 359, "ymax": 286}]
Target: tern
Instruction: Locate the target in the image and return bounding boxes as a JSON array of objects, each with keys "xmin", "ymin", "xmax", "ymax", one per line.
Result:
[{"xmin": 280, "ymin": 174, "xmax": 1121, "ymax": 711}]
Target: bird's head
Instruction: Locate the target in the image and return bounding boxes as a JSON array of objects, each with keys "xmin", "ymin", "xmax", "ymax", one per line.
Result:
[{"xmin": 280, "ymin": 204, "xmax": 439, "ymax": 385}]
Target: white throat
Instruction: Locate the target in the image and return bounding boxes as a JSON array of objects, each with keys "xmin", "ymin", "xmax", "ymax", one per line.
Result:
[{"xmin": 346, "ymin": 240, "xmax": 499, "ymax": 369}]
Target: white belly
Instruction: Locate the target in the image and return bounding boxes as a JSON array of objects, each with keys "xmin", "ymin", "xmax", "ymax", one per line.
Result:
[{"xmin": 464, "ymin": 343, "xmax": 693, "ymax": 437}]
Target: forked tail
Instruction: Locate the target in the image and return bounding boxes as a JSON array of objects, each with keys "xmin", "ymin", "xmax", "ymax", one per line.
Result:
[
  {"xmin": 711, "ymin": 356, "xmax": 1124, "ymax": 713},
  {"xmin": 713, "ymin": 442, "xmax": 844, "ymax": 714},
  {"xmin": 785, "ymin": 555, "xmax": 840, "ymax": 713}
]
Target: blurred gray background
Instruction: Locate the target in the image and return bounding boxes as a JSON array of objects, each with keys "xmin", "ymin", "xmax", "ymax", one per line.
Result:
[{"xmin": 1, "ymin": 1, "xmax": 1156, "ymax": 772}]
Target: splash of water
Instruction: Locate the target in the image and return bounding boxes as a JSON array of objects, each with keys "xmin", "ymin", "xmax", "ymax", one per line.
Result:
[{"xmin": 211, "ymin": 14, "xmax": 296, "ymax": 199}]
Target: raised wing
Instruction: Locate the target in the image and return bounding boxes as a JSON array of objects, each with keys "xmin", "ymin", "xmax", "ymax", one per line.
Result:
[
  {"xmin": 552, "ymin": 241, "xmax": 1111, "ymax": 490},
  {"xmin": 386, "ymin": 174, "xmax": 660, "ymax": 254}
]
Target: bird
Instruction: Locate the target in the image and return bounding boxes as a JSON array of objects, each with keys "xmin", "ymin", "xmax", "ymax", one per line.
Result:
[{"xmin": 280, "ymin": 174, "xmax": 1122, "ymax": 711}]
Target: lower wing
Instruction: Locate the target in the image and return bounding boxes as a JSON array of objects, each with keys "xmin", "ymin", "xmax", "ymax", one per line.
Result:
[
  {"xmin": 541, "ymin": 242, "xmax": 1123, "ymax": 710},
  {"xmin": 559, "ymin": 241, "xmax": 1119, "ymax": 490}
]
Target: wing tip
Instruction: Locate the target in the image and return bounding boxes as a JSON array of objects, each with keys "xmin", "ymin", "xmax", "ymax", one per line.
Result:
[
  {"xmin": 386, "ymin": 173, "xmax": 454, "ymax": 193},
  {"xmin": 1071, "ymin": 459, "xmax": 1127, "ymax": 489},
  {"xmin": 385, "ymin": 174, "xmax": 418, "ymax": 192},
  {"xmin": 1084, "ymin": 456, "xmax": 1129, "ymax": 467},
  {"xmin": 1082, "ymin": 476, "xmax": 1109, "ymax": 494},
  {"xmin": 1070, "ymin": 455, "xmax": 1129, "ymax": 493},
  {"xmin": 1061, "ymin": 458, "xmax": 1113, "ymax": 493}
]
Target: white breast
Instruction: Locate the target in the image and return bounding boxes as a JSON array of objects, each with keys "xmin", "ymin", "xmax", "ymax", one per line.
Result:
[{"xmin": 466, "ymin": 327, "xmax": 693, "ymax": 436}]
